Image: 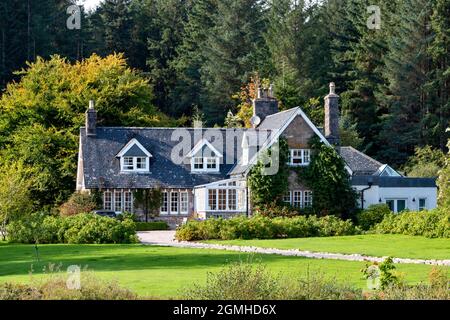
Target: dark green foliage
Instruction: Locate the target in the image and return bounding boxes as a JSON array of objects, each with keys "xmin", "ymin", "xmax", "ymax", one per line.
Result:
[
  {"xmin": 402, "ymin": 146, "xmax": 446, "ymax": 177},
  {"xmin": 133, "ymin": 188, "xmax": 163, "ymax": 222},
  {"xmin": 374, "ymin": 208, "xmax": 450, "ymax": 238},
  {"xmin": 248, "ymin": 138, "xmax": 290, "ymax": 207},
  {"xmin": 357, "ymin": 204, "xmax": 391, "ymax": 231},
  {"xmin": 6, "ymin": 212, "xmax": 138, "ymax": 244},
  {"xmin": 298, "ymin": 142, "xmax": 358, "ymax": 219},
  {"xmin": 175, "ymin": 215, "xmax": 359, "ymax": 241},
  {"xmin": 135, "ymin": 221, "xmax": 169, "ymax": 231}
]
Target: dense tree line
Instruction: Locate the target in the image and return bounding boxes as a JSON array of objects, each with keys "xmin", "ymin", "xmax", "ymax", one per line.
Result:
[{"xmin": 1, "ymin": 0, "xmax": 449, "ymax": 168}]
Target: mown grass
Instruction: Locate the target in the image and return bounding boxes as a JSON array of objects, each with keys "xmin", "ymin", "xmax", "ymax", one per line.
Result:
[
  {"xmin": 204, "ymin": 234, "xmax": 450, "ymax": 260},
  {"xmin": 0, "ymin": 242, "xmax": 446, "ymax": 298}
]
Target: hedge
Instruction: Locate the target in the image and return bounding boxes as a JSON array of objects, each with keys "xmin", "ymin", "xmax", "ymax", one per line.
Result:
[
  {"xmin": 373, "ymin": 208, "xmax": 450, "ymax": 238},
  {"xmin": 175, "ymin": 215, "xmax": 359, "ymax": 241},
  {"xmin": 135, "ymin": 221, "xmax": 169, "ymax": 231},
  {"xmin": 7, "ymin": 212, "xmax": 138, "ymax": 244}
]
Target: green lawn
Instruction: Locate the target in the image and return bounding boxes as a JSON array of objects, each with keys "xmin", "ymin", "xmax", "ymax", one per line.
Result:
[
  {"xmin": 204, "ymin": 234, "xmax": 450, "ymax": 260},
  {"xmin": 0, "ymin": 242, "xmax": 446, "ymax": 298}
]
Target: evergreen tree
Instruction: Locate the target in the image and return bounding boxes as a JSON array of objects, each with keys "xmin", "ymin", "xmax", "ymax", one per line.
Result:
[
  {"xmin": 376, "ymin": 0, "xmax": 434, "ymax": 166},
  {"xmin": 201, "ymin": 0, "xmax": 267, "ymax": 124},
  {"xmin": 171, "ymin": 0, "xmax": 218, "ymax": 117},
  {"xmin": 426, "ymin": 0, "xmax": 450, "ymax": 150}
]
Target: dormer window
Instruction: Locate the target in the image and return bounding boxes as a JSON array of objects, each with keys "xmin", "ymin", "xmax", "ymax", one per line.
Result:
[
  {"xmin": 288, "ymin": 149, "xmax": 311, "ymax": 166},
  {"xmin": 186, "ymin": 138, "xmax": 223, "ymax": 173},
  {"xmin": 116, "ymin": 138, "xmax": 152, "ymax": 173}
]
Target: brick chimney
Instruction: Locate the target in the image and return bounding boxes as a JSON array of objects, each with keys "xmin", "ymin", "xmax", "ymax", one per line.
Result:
[
  {"xmin": 252, "ymin": 83, "xmax": 278, "ymax": 127},
  {"xmin": 324, "ymin": 82, "xmax": 340, "ymax": 145},
  {"xmin": 86, "ymin": 100, "xmax": 97, "ymax": 137}
]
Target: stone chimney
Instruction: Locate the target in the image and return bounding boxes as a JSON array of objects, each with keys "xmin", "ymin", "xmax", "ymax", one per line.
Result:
[
  {"xmin": 324, "ymin": 82, "xmax": 340, "ymax": 145},
  {"xmin": 86, "ymin": 100, "xmax": 97, "ymax": 137},
  {"xmin": 252, "ymin": 83, "xmax": 278, "ymax": 127}
]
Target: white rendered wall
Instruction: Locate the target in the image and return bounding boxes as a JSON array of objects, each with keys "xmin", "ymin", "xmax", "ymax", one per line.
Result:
[{"xmin": 353, "ymin": 185, "xmax": 437, "ymax": 211}]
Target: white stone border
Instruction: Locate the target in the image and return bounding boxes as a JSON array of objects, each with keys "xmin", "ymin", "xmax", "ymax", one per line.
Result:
[{"xmin": 139, "ymin": 239, "xmax": 450, "ymax": 267}]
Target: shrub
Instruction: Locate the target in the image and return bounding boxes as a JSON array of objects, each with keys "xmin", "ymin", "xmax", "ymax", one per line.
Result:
[
  {"xmin": 0, "ymin": 273, "xmax": 137, "ymax": 300},
  {"xmin": 253, "ymin": 202, "xmax": 300, "ymax": 218},
  {"xmin": 175, "ymin": 214, "xmax": 359, "ymax": 241},
  {"xmin": 358, "ymin": 204, "xmax": 391, "ymax": 231},
  {"xmin": 182, "ymin": 261, "xmax": 282, "ymax": 300},
  {"xmin": 374, "ymin": 208, "xmax": 450, "ymax": 238},
  {"xmin": 182, "ymin": 261, "xmax": 360, "ymax": 300},
  {"xmin": 59, "ymin": 192, "xmax": 99, "ymax": 217},
  {"xmin": 135, "ymin": 221, "xmax": 169, "ymax": 231},
  {"xmin": 183, "ymin": 261, "xmax": 449, "ymax": 300},
  {"xmin": 7, "ymin": 213, "xmax": 138, "ymax": 244}
]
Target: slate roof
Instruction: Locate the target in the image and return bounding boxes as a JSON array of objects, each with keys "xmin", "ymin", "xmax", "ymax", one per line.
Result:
[
  {"xmin": 351, "ymin": 176, "xmax": 437, "ymax": 188},
  {"xmin": 80, "ymin": 127, "xmax": 244, "ymax": 189},
  {"xmin": 258, "ymin": 107, "xmax": 299, "ymax": 130},
  {"xmin": 338, "ymin": 146, "xmax": 383, "ymax": 176}
]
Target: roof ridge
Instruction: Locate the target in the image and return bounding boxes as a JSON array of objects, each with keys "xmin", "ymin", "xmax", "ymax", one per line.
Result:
[
  {"xmin": 264, "ymin": 107, "xmax": 299, "ymax": 118},
  {"xmin": 341, "ymin": 146, "xmax": 383, "ymax": 167}
]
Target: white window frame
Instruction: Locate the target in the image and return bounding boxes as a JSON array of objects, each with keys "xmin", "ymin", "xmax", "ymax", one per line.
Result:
[
  {"xmin": 104, "ymin": 191, "xmax": 112, "ymax": 211},
  {"xmin": 170, "ymin": 191, "xmax": 179, "ymax": 215},
  {"xmin": 121, "ymin": 156, "xmax": 150, "ymax": 172},
  {"xmin": 124, "ymin": 191, "xmax": 133, "ymax": 213},
  {"xmin": 160, "ymin": 191, "xmax": 168, "ymax": 215},
  {"xmin": 283, "ymin": 191, "xmax": 292, "ymax": 204},
  {"xmin": 292, "ymin": 191, "xmax": 303, "ymax": 208},
  {"xmin": 180, "ymin": 192, "xmax": 189, "ymax": 214},
  {"xmin": 288, "ymin": 149, "xmax": 311, "ymax": 166},
  {"xmin": 113, "ymin": 190, "xmax": 122, "ymax": 212},
  {"xmin": 418, "ymin": 198, "xmax": 427, "ymax": 211},
  {"xmin": 304, "ymin": 190, "xmax": 313, "ymax": 208},
  {"xmin": 386, "ymin": 198, "xmax": 408, "ymax": 213},
  {"xmin": 191, "ymin": 156, "xmax": 220, "ymax": 173}
]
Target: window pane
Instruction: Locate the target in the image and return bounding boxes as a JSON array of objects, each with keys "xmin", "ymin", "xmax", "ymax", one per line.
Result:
[
  {"xmin": 194, "ymin": 157, "xmax": 204, "ymax": 169},
  {"xmin": 419, "ymin": 198, "xmax": 426, "ymax": 211},
  {"xmin": 114, "ymin": 191, "xmax": 122, "ymax": 212},
  {"xmin": 303, "ymin": 150, "xmax": 311, "ymax": 164},
  {"xmin": 293, "ymin": 191, "xmax": 302, "ymax": 208},
  {"xmin": 304, "ymin": 191, "xmax": 313, "ymax": 207},
  {"xmin": 124, "ymin": 191, "xmax": 132, "ymax": 212},
  {"xmin": 161, "ymin": 191, "xmax": 168, "ymax": 213},
  {"xmin": 104, "ymin": 191, "xmax": 112, "ymax": 210},
  {"xmin": 397, "ymin": 200, "xmax": 406, "ymax": 212},
  {"xmin": 218, "ymin": 189, "xmax": 227, "ymax": 210},
  {"xmin": 386, "ymin": 200, "xmax": 395, "ymax": 212},
  {"xmin": 180, "ymin": 192, "xmax": 188, "ymax": 213},
  {"xmin": 123, "ymin": 157, "xmax": 134, "ymax": 170},
  {"xmin": 208, "ymin": 189, "xmax": 217, "ymax": 210},
  {"xmin": 206, "ymin": 158, "xmax": 217, "ymax": 169},
  {"xmin": 283, "ymin": 191, "xmax": 291, "ymax": 204},
  {"xmin": 228, "ymin": 189, "xmax": 237, "ymax": 210},
  {"xmin": 136, "ymin": 157, "xmax": 147, "ymax": 169},
  {"xmin": 238, "ymin": 189, "xmax": 246, "ymax": 210},
  {"xmin": 171, "ymin": 192, "xmax": 179, "ymax": 214}
]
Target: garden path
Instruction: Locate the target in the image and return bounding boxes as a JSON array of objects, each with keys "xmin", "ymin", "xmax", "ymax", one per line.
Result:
[{"xmin": 137, "ymin": 231, "xmax": 450, "ymax": 266}]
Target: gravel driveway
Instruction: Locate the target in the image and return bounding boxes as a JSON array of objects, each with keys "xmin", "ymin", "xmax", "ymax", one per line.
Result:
[{"xmin": 136, "ymin": 231, "xmax": 450, "ymax": 266}]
